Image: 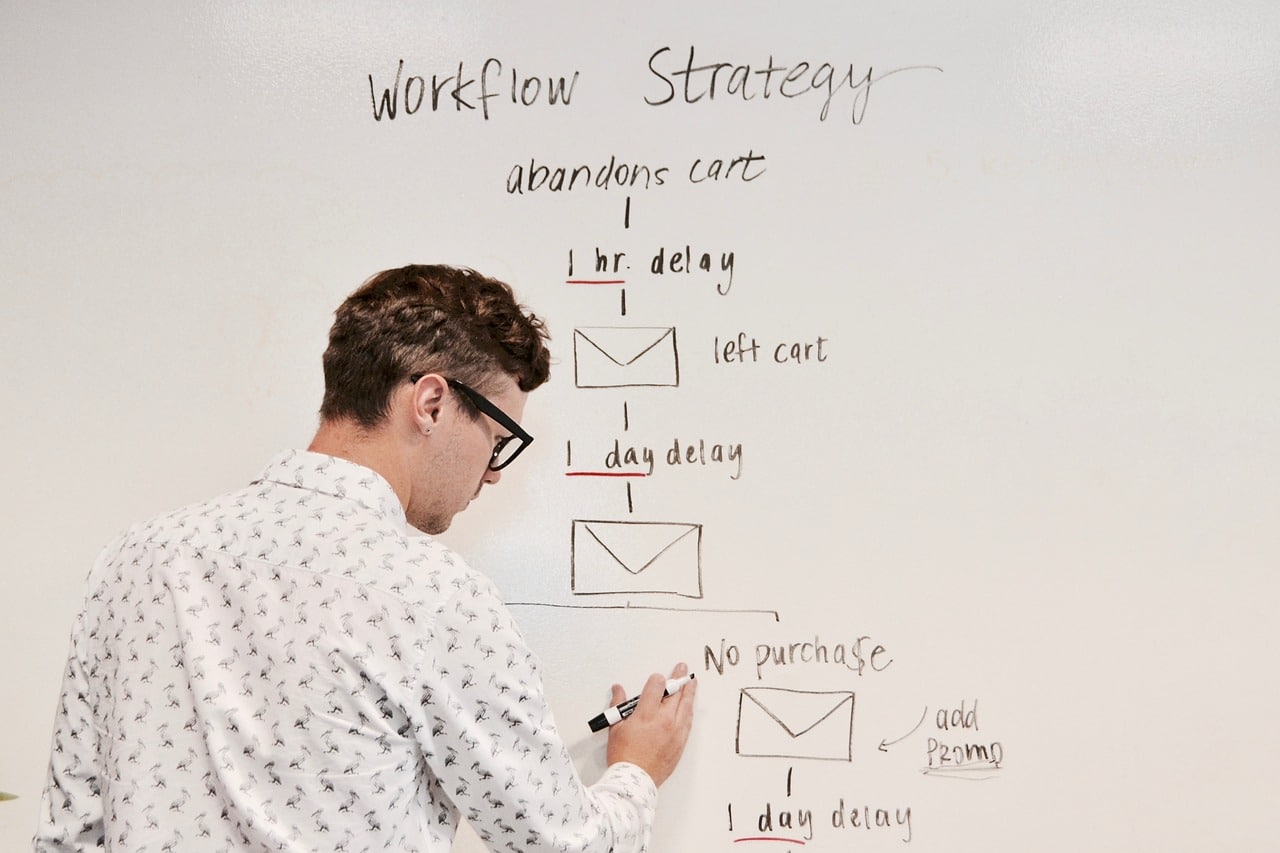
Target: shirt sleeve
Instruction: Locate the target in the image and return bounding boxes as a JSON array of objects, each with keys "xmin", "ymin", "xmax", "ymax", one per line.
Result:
[
  {"xmin": 34, "ymin": 607, "xmax": 105, "ymax": 852},
  {"xmin": 412, "ymin": 575, "xmax": 658, "ymax": 852}
]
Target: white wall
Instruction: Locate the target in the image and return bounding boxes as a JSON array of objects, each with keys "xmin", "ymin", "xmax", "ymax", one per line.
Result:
[{"xmin": 2, "ymin": 2, "xmax": 1277, "ymax": 850}]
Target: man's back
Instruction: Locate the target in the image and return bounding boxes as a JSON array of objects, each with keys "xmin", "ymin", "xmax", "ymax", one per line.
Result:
[{"xmin": 37, "ymin": 450, "xmax": 653, "ymax": 852}]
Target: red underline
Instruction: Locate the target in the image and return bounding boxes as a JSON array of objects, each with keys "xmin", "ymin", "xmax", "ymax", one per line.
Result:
[
  {"xmin": 565, "ymin": 279, "xmax": 626, "ymax": 285},
  {"xmin": 734, "ymin": 838, "xmax": 807, "ymax": 845},
  {"xmin": 565, "ymin": 471, "xmax": 648, "ymax": 478}
]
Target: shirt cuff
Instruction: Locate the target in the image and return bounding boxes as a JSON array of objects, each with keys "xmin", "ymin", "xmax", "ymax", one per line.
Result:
[{"xmin": 601, "ymin": 761, "xmax": 659, "ymax": 805}]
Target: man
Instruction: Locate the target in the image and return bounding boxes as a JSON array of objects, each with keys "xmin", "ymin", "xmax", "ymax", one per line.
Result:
[{"xmin": 36, "ymin": 264, "xmax": 696, "ymax": 852}]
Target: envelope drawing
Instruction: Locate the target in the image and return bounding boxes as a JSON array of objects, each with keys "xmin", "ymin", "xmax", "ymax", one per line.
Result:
[
  {"xmin": 573, "ymin": 326, "xmax": 679, "ymax": 388},
  {"xmin": 735, "ymin": 688, "xmax": 855, "ymax": 761},
  {"xmin": 571, "ymin": 519, "xmax": 702, "ymax": 597}
]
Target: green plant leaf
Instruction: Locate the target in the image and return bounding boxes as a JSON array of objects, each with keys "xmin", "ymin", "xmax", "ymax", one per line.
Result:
[{"xmin": 0, "ymin": 791, "xmax": 17, "ymax": 801}]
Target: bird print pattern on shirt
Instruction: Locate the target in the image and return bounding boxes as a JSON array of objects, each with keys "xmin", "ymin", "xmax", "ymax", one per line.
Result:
[{"xmin": 36, "ymin": 450, "xmax": 656, "ymax": 852}]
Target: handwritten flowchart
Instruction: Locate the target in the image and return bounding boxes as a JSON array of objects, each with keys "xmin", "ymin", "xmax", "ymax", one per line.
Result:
[{"xmin": 359, "ymin": 35, "xmax": 1008, "ymax": 848}]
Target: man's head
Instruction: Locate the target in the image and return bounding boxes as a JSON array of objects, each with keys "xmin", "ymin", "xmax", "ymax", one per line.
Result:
[
  {"xmin": 315, "ymin": 264, "xmax": 551, "ymax": 533},
  {"xmin": 320, "ymin": 264, "xmax": 550, "ymax": 425}
]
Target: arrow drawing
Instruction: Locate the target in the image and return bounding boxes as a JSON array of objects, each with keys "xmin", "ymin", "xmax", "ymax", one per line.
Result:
[{"xmin": 878, "ymin": 706, "xmax": 928, "ymax": 752}]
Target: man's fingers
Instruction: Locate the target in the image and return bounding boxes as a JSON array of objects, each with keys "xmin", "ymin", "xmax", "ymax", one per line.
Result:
[
  {"xmin": 639, "ymin": 671, "xmax": 667, "ymax": 708},
  {"xmin": 674, "ymin": 674, "xmax": 697, "ymax": 724},
  {"xmin": 616, "ymin": 664, "xmax": 696, "ymax": 721}
]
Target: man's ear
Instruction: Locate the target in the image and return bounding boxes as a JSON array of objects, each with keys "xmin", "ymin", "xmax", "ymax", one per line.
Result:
[{"xmin": 407, "ymin": 374, "xmax": 449, "ymax": 436}]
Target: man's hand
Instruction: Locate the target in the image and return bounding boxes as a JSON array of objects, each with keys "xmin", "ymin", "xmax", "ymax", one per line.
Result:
[{"xmin": 604, "ymin": 662, "xmax": 697, "ymax": 787}]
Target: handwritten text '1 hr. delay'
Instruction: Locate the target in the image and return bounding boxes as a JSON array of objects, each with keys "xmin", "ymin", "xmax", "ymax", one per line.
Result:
[{"xmin": 569, "ymin": 245, "xmax": 737, "ymax": 295}]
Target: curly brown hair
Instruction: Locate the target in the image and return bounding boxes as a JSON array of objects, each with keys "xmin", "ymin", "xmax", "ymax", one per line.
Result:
[{"xmin": 319, "ymin": 264, "xmax": 551, "ymax": 428}]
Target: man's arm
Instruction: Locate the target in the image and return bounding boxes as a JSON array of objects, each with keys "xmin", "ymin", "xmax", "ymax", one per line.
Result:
[
  {"xmin": 34, "ymin": 610, "xmax": 105, "ymax": 852},
  {"xmin": 414, "ymin": 576, "xmax": 694, "ymax": 852}
]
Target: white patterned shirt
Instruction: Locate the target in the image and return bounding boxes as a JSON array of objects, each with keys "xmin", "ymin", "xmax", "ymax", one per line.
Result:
[{"xmin": 36, "ymin": 450, "xmax": 656, "ymax": 852}]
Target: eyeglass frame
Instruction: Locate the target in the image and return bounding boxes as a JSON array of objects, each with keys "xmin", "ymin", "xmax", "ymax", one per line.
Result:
[{"xmin": 407, "ymin": 374, "xmax": 533, "ymax": 471}]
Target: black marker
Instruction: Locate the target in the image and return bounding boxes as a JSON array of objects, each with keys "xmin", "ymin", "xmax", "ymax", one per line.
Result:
[{"xmin": 587, "ymin": 674, "xmax": 695, "ymax": 732}]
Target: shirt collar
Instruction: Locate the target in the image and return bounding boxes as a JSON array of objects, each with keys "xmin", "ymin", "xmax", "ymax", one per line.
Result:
[{"xmin": 254, "ymin": 449, "xmax": 408, "ymax": 530}]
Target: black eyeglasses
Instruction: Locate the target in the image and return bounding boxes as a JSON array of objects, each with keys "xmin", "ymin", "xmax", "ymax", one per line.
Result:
[{"xmin": 408, "ymin": 374, "xmax": 533, "ymax": 471}]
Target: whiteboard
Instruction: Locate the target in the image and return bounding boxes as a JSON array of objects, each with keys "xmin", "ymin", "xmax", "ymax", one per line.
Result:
[{"xmin": 2, "ymin": 3, "xmax": 1277, "ymax": 850}]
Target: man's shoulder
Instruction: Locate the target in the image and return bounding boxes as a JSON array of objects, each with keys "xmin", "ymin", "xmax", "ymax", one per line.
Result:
[
  {"xmin": 87, "ymin": 456, "xmax": 500, "ymax": 614},
  {"xmin": 117, "ymin": 478, "xmax": 275, "ymax": 544}
]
